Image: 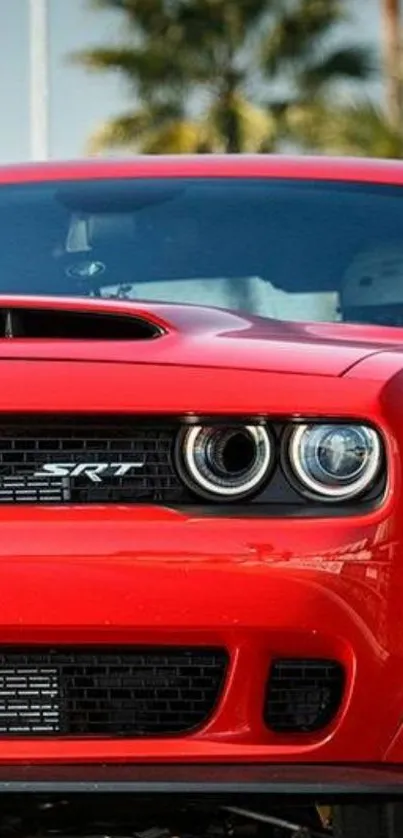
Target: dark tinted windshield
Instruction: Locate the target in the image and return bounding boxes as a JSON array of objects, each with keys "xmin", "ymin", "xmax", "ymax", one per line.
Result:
[{"xmin": 2, "ymin": 176, "xmax": 403, "ymax": 326}]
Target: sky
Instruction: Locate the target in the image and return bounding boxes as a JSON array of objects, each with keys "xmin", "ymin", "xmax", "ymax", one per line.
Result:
[{"xmin": 0, "ymin": 0, "xmax": 382, "ymax": 164}]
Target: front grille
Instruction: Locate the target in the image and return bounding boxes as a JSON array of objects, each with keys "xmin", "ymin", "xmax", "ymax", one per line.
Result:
[
  {"xmin": 0, "ymin": 648, "xmax": 228, "ymax": 737},
  {"xmin": 264, "ymin": 658, "xmax": 344, "ymax": 733},
  {"xmin": 0, "ymin": 417, "xmax": 182, "ymax": 504}
]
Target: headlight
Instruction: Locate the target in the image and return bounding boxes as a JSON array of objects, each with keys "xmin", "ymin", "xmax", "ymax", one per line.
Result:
[
  {"xmin": 176, "ymin": 424, "xmax": 273, "ymax": 501},
  {"xmin": 287, "ymin": 423, "xmax": 382, "ymax": 500}
]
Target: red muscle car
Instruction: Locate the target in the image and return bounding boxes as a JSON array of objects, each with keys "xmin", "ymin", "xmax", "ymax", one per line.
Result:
[{"xmin": 0, "ymin": 154, "xmax": 403, "ymax": 836}]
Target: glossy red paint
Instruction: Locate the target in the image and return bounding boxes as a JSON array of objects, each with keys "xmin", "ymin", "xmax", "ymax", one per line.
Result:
[
  {"xmin": 4, "ymin": 153, "xmax": 403, "ymax": 186},
  {"xmin": 1, "ymin": 157, "xmax": 403, "ymax": 776}
]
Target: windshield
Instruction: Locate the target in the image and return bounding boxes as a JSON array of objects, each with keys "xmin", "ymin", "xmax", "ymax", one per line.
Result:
[{"xmin": 2, "ymin": 175, "xmax": 403, "ymax": 327}]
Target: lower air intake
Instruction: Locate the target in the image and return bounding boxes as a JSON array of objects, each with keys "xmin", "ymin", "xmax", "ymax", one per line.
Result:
[
  {"xmin": 0, "ymin": 648, "xmax": 228, "ymax": 737},
  {"xmin": 264, "ymin": 658, "xmax": 344, "ymax": 733}
]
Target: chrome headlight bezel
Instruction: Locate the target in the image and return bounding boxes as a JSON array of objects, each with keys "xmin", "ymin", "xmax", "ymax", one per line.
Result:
[
  {"xmin": 175, "ymin": 423, "xmax": 274, "ymax": 502},
  {"xmin": 284, "ymin": 422, "xmax": 383, "ymax": 501}
]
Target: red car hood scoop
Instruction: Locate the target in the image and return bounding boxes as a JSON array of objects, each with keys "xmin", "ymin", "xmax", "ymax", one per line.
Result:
[
  {"xmin": 0, "ymin": 302, "xmax": 163, "ymax": 341},
  {"xmin": 0, "ymin": 295, "xmax": 396, "ymax": 376}
]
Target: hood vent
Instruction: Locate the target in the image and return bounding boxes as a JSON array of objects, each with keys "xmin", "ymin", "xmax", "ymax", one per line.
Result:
[{"xmin": 0, "ymin": 307, "xmax": 163, "ymax": 340}]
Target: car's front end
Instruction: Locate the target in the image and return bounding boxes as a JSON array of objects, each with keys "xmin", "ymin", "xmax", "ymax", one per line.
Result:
[
  {"xmin": 0, "ymin": 156, "xmax": 403, "ymax": 834},
  {"xmin": 0, "ymin": 296, "xmax": 398, "ymax": 836}
]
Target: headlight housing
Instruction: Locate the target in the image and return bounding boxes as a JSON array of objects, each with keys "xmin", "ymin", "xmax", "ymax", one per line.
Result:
[
  {"xmin": 286, "ymin": 423, "xmax": 382, "ymax": 500},
  {"xmin": 176, "ymin": 424, "xmax": 273, "ymax": 501}
]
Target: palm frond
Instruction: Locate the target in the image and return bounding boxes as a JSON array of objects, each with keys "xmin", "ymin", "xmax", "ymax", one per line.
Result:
[
  {"xmin": 298, "ymin": 46, "xmax": 376, "ymax": 93},
  {"xmin": 286, "ymin": 100, "xmax": 403, "ymax": 159},
  {"xmin": 263, "ymin": 0, "xmax": 347, "ymax": 71},
  {"xmin": 87, "ymin": 111, "xmax": 153, "ymax": 153},
  {"xmin": 141, "ymin": 120, "xmax": 217, "ymax": 154},
  {"xmin": 176, "ymin": 0, "xmax": 272, "ymax": 49},
  {"xmin": 72, "ymin": 46, "xmax": 144, "ymax": 75},
  {"xmin": 71, "ymin": 44, "xmax": 209, "ymax": 92},
  {"xmin": 87, "ymin": 110, "xmax": 219, "ymax": 155}
]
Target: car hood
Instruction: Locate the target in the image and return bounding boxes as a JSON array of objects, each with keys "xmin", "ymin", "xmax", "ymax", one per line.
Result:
[{"xmin": 0, "ymin": 295, "xmax": 401, "ymax": 377}]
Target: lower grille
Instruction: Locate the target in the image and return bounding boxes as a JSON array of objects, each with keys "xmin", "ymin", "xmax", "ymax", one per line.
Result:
[
  {"xmin": 264, "ymin": 658, "xmax": 344, "ymax": 733},
  {"xmin": 0, "ymin": 648, "xmax": 228, "ymax": 737}
]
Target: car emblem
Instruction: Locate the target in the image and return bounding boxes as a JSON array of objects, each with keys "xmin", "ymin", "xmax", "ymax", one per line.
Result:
[
  {"xmin": 34, "ymin": 462, "xmax": 145, "ymax": 484},
  {"xmin": 65, "ymin": 261, "xmax": 106, "ymax": 279}
]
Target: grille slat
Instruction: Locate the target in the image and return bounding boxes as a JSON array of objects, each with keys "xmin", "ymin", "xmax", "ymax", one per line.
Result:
[
  {"xmin": 264, "ymin": 658, "xmax": 344, "ymax": 733},
  {"xmin": 0, "ymin": 418, "xmax": 182, "ymax": 504},
  {"xmin": 0, "ymin": 649, "xmax": 227, "ymax": 737}
]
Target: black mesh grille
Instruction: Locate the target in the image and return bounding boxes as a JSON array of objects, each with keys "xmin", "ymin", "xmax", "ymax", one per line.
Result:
[
  {"xmin": 264, "ymin": 658, "xmax": 344, "ymax": 733},
  {"xmin": 0, "ymin": 417, "xmax": 183, "ymax": 504},
  {"xmin": 0, "ymin": 648, "xmax": 228, "ymax": 737}
]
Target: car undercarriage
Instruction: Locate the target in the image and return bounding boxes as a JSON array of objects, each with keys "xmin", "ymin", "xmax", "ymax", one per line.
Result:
[
  {"xmin": 2, "ymin": 791, "xmax": 403, "ymax": 838},
  {"xmin": 0, "ymin": 765, "xmax": 402, "ymax": 838},
  {"xmin": 0, "ymin": 793, "xmax": 327, "ymax": 838}
]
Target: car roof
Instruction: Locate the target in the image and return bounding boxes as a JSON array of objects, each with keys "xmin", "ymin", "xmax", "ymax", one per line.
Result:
[{"xmin": 1, "ymin": 154, "xmax": 403, "ymax": 187}]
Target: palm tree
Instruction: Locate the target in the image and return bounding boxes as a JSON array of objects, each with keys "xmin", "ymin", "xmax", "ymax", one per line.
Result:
[{"xmin": 73, "ymin": 0, "xmax": 373, "ymax": 155}]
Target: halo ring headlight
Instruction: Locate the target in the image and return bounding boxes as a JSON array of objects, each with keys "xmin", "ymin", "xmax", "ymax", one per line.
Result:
[
  {"xmin": 287, "ymin": 423, "xmax": 382, "ymax": 500},
  {"xmin": 176, "ymin": 424, "xmax": 273, "ymax": 501}
]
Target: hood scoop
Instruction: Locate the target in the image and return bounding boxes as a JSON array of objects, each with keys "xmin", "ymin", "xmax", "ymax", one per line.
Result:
[
  {"xmin": 0, "ymin": 297, "xmax": 386, "ymax": 374},
  {"xmin": 0, "ymin": 306, "xmax": 163, "ymax": 341}
]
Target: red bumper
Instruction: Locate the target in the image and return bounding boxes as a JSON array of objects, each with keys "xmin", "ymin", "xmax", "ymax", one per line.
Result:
[{"xmin": 0, "ymin": 503, "xmax": 400, "ymax": 766}]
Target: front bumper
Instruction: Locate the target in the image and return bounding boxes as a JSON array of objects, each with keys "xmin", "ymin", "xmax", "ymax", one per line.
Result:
[
  {"xmin": 0, "ymin": 504, "xmax": 401, "ymax": 766},
  {"xmin": 0, "ymin": 763, "xmax": 403, "ymax": 799}
]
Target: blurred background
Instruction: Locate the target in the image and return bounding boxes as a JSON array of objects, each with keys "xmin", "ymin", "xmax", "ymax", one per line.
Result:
[{"xmin": 3, "ymin": 0, "xmax": 399, "ymax": 163}]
